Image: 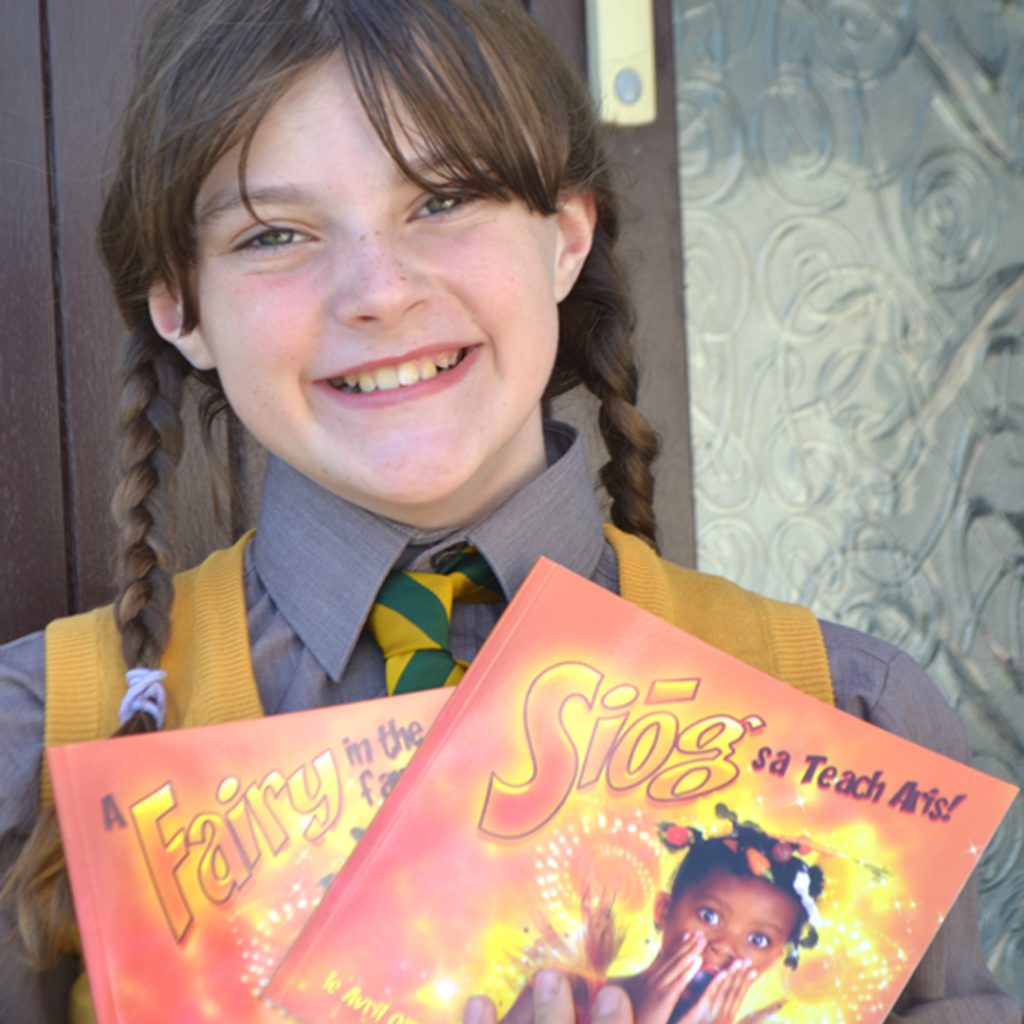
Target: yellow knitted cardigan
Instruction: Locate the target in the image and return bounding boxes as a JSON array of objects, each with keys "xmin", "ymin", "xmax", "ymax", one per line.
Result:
[
  {"xmin": 42, "ymin": 524, "xmax": 834, "ymax": 1022},
  {"xmin": 43, "ymin": 526, "xmax": 833, "ymax": 788}
]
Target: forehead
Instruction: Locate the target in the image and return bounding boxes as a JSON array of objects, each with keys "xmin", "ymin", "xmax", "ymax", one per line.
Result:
[
  {"xmin": 678, "ymin": 868, "xmax": 799, "ymax": 928},
  {"xmin": 194, "ymin": 59, "xmax": 402, "ymax": 219},
  {"xmin": 240, "ymin": 58, "xmax": 384, "ymax": 164}
]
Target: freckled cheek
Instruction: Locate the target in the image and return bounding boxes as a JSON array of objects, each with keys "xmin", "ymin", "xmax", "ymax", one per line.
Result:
[
  {"xmin": 226, "ymin": 282, "xmax": 323, "ymax": 368},
  {"xmin": 454, "ymin": 234, "xmax": 558, "ymax": 304}
]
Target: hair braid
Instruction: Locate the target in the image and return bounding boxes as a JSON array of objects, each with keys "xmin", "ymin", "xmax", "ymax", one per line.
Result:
[
  {"xmin": 111, "ymin": 325, "xmax": 187, "ymax": 729},
  {"xmin": 554, "ymin": 220, "xmax": 660, "ymax": 550},
  {"xmin": 0, "ymin": 809, "xmax": 78, "ymax": 968},
  {"xmin": 0, "ymin": 328, "xmax": 190, "ymax": 966}
]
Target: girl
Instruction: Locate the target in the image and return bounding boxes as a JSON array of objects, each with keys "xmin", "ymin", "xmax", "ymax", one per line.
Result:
[
  {"xmin": 616, "ymin": 815, "xmax": 825, "ymax": 1024},
  {"xmin": 499, "ymin": 811, "xmax": 824, "ymax": 1024},
  {"xmin": 0, "ymin": 2, "xmax": 1015, "ymax": 1023}
]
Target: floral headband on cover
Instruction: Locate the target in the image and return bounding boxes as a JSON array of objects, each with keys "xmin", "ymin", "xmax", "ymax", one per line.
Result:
[{"xmin": 657, "ymin": 803, "xmax": 824, "ymax": 969}]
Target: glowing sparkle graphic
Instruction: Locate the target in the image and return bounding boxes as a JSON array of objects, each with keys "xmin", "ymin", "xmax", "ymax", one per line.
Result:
[
  {"xmin": 470, "ymin": 795, "xmax": 925, "ymax": 1023},
  {"xmin": 434, "ymin": 977, "xmax": 458, "ymax": 1001}
]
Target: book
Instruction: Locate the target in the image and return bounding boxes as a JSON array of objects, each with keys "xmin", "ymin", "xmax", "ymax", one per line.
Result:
[
  {"xmin": 267, "ymin": 559, "xmax": 1018, "ymax": 1024},
  {"xmin": 48, "ymin": 688, "xmax": 451, "ymax": 1023}
]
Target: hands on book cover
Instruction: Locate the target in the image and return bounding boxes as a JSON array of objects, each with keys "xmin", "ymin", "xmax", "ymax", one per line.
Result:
[{"xmin": 51, "ymin": 560, "xmax": 1018, "ymax": 1024}]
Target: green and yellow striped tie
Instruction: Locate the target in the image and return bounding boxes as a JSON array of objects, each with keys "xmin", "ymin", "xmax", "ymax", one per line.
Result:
[{"xmin": 368, "ymin": 549, "xmax": 502, "ymax": 695}]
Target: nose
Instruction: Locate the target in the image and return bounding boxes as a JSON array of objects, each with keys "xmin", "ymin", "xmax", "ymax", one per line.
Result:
[
  {"xmin": 330, "ymin": 229, "xmax": 427, "ymax": 327},
  {"xmin": 706, "ymin": 927, "xmax": 740, "ymax": 965}
]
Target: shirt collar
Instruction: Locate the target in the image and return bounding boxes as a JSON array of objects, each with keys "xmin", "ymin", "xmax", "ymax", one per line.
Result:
[{"xmin": 252, "ymin": 420, "xmax": 606, "ymax": 681}]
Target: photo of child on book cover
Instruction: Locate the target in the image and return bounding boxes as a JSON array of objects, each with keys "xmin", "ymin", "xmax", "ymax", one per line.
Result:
[{"xmin": 501, "ymin": 805, "xmax": 826, "ymax": 1024}]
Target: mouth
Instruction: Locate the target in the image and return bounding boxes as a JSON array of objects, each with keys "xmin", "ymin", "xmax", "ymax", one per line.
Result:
[{"xmin": 328, "ymin": 348, "xmax": 467, "ymax": 394}]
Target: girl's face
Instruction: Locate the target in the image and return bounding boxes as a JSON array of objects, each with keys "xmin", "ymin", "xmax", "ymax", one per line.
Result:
[
  {"xmin": 656, "ymin": 867, "xmax": 799, "ymax": 977},
  {"xmin": 150, "ymin": 58, "xmax": 595, "ymax": 529}
]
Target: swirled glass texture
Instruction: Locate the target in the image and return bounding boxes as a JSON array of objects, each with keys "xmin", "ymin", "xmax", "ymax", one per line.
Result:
[{"xmin": 675, "ymin": 0, "xmax": 1024, "ymax": 998}]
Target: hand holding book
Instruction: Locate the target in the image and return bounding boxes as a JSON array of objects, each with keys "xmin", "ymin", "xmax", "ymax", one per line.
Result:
[
  {"xmin": 466, "ymin": 970, "xmax": 632, "ymax": 1024},
  {"xmin": 470, "ymin": 963, "xmax": 788, "ymax": 1024}
]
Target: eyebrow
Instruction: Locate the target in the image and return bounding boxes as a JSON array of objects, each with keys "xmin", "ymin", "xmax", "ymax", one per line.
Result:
[
  {"xmin": 196, "ymin": 184, "xmax": 320, "ymax": 226},
  {"xmin": 194, "ymin": 153, "xmax": 456, "ymax": 227}
]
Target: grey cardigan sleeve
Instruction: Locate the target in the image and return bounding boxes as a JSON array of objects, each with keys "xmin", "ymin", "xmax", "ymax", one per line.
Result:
[
  {"xmin": 821, "ymin": 620, "xmax": 1020, "ymax": 1022},
  {"xmin": 0, "ymin": 630, "xmax": 77, "ymax": 1024}
]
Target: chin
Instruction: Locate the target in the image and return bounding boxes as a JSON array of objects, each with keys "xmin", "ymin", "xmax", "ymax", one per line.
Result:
[{"xmin": 363, "ymin": 489, "xmax": 473, "ymax": 529}]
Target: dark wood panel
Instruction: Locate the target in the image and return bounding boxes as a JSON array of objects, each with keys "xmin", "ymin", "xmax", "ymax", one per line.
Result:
[
  {"xmin": 530, "ymin": 0, "xmax": 696, "ymax": 567},
  {"xmin": 46, "ymin": 0, "xmax": 233, "ymax": 615},
  {"xmin": 0, "ymin": 2, "xmax": 69, "ymax": 643}
]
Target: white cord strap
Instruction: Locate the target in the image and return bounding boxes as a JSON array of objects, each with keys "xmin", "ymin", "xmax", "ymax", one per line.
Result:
[{"xmin": 119, "ymin": 667, "xmax": 167, "ymax": 728}]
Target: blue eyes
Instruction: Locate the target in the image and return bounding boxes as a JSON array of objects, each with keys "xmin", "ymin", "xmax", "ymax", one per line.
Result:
[
  {"xmin": 695, "ymin": 907, "xmax": 773, "ymax": 949},
  {"xmin": 244, "ymin": 227, "xmax": 301, "ymax": 249},
  {"xmin": 238, "ymin": 193, "xmax": 464, "ymax": 251},
  {"xmin": 421, "ymin": 194, "xmax": 464, "ymax": 216}
]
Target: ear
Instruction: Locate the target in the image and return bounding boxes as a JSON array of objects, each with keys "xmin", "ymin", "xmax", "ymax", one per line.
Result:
[
  {"xmin": 147, "ymin": 281, "xmax": 216, "ymax": 370},
  {"xmin": 552, "ymin": 191, "xmax": 597, "ymax": 302},
  {"xmin": 653, "ymin": 890, "xmax": 671, "ymax": 930}
]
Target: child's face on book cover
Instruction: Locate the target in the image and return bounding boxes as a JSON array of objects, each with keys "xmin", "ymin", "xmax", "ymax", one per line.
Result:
[
  {"xmin": 152, "ymin": 57, "xmax": 595, "ymax": 530},
  {"xmin": 658, "ymin": 867, "xmax": 798, "ymax": 976}
]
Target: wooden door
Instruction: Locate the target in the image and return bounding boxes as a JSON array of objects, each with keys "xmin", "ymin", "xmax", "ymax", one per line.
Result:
[{"xmin": 2, "ymin": 0, "xmax": 236, "ymax": 645}]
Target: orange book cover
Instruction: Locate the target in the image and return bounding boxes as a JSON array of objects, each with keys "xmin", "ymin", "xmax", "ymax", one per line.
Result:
[
  {"xmin": 267, "ymin": 559, "xmax": 1018, "ymax": 1024},
  {"xmin": 48, "ymin": 689, "xmax": 450, "ymax": 1023}
]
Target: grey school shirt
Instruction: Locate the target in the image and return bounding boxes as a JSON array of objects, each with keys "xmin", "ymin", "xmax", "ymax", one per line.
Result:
[{"xmin": 0, "ymin": 423, "xmax": 1018, "ymax": 1022}]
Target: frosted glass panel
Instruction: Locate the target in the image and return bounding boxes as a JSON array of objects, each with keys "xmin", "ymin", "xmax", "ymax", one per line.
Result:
[{"xmin": 674, "ymin": 0, "xmax": 1024, "ymax": 997}]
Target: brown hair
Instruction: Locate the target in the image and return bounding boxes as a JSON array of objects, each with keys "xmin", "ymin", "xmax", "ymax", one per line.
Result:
[{"xmin": 6, "ymin": 0, "xmax": 659, "ymax": 966}]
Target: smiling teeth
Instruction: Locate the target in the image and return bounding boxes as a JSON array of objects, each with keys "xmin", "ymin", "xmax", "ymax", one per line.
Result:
[{"xmin": 337, "ymin": 351, "xmax": 461, "ymax": 393}]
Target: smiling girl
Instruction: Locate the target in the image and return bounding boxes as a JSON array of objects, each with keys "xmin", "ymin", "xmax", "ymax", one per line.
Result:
[
  {"xmin": 498, "ymin": 815, "xmax": 822, "ymax": 1024},
  {"xmin": 613, "ymin": 818, "xmax": 825, "ymax": 1024},
  {"xmin": 0, "ymin": 2, "xmax": 1016, "ymax": 1023},
  {"xmin": 150, "ymin": 55, "xmax": 590, "ymax": 529}
]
